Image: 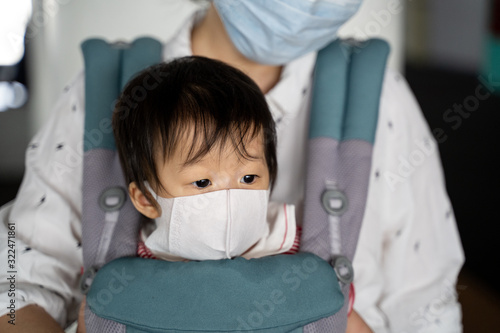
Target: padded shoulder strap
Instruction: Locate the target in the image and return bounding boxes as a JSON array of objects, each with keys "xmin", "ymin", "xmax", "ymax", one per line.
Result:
[
  {"xmin": 302, "ymin": 38, "xmax": 390, "ymax": 333},
  {"xmin": 80, "ymin": 37, "xmax": 163, "ymax": 333},
  {"xmin": 82, "ymin": 38, "xmax": 163, "ymax": 151},
  {"xmin": 308, "ymin": 39, "xmax": 388, "ymax": 143}
]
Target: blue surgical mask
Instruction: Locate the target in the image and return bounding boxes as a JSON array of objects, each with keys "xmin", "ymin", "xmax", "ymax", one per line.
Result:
[{"xmin": 213, "ymin": 0, "xmax": 362, "ymax": 65}]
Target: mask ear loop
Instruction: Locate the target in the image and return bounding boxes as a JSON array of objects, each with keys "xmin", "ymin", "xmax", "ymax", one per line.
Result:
[
  {"xmin": 225, "ymin": 189, "xmax": 232, "ymax": 259},
  {"xmin": 143, "ymin": 181, "xmax": 157, "ymax": 199},
  {"xmin": 143, "ymin": 180, "xmax": 161, "ymax": 211}
]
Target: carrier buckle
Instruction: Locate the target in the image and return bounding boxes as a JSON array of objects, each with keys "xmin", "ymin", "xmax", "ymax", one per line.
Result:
[
  {"xmin": 99, "ymin": 187, "xmax": 126, "ymax": 212},
  {"xmin": 322, "ymin": 189, "xmax": 348, "ymax": 216},
  {"xmin": 330, "ymin": 256, "xmax": 354, "ymax": 285},
  {"xmin": 79, "ymin": 266, "xmax": 98, "ymax": 295}
]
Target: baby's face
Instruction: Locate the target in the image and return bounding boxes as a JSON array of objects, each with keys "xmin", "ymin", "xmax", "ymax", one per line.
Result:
[{"xmin": 154, "ymin": 132, "xmax": 270, "ymax": 198}]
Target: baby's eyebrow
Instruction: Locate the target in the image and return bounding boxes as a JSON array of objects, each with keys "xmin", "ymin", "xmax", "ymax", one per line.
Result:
[
  {"xmin": 179, "ymin": 151, "xmax": 207, "ymax": 167},
  {"xmin": 180, "ymin": 158, "xmax": 201, "ymax": 168},
  {"xmin": 243, "ymin": 152, "xmax": 263, "ymax": 160},
  {"xmin": 177, "ymin": 161, "xmax": 199, "ymax": 172},
  {"xmin": 234, "ymin": 153, "xmax": 265, "ymax": 166}
]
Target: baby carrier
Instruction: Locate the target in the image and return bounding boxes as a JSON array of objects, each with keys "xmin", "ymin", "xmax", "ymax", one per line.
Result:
[{"xmin": 79, "ymin": 37, "xmax": 389, "ymax": 332}]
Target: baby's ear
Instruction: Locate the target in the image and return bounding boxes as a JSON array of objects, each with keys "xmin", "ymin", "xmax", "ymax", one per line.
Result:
[{"xmin": 128, "ymin": 182, "xmax": 160, "ymax": 219}]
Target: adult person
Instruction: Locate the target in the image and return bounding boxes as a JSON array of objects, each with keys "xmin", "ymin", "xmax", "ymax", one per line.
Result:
[{"xmin": 0, "ymin": 1, "xmax": 464, "ymax": 332}]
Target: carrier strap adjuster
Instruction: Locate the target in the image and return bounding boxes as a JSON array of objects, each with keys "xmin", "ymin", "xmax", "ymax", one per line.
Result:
[
  {"xmin": 80, "ymin": 266, "xmax": 99, "ymax": 295},
  {"xmin": 322, "ymin": 188, "xmax": 348, "ymax": 216},
  {"xmin": 330, "ymin": 255, "xmax": 354, "ymax": 285}
]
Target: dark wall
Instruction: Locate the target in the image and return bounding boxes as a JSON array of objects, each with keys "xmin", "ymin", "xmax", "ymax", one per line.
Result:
[{"xmin": 405, "ymin": 63, "xmax": 500, "ymax": 294}]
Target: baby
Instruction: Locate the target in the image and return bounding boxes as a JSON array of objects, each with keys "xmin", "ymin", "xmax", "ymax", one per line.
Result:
[{"xmin": 112, "ymin": 56, "xmax": 298, "ymax": 262}]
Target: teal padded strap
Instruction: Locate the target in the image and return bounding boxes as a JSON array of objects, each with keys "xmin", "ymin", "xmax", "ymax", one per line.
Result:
[
  {"xmin": 344, "ymin": 39, "xmax": 389, "ymax": 142},
  {"xmin": 81, "ymin": 37, "xmax": 163, "ymax": 151},
  {"xmin": 309, "ymin": 39, "xmax": 349, "ymax": 142},
  {"xmin": 87, "ymin": 253, "xmax": 343, "ymax": 332},
  {"xmin": 120, "ymin": 38, "xmax": 163, "ymax": 90},
  {"xmin": 81, "ymin": 39, "xmax": 121, "ymax": 152},
  {"xmin": 309, "ymin": 39, "xmax": 390, "ymax": 143}
]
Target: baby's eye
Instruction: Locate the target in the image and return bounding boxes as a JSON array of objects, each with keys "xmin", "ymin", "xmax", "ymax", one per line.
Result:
[
  {"xmin": 192, "ymin": 179, "xmax": 211, "ymax": 189},
  {"xmin": 241, "ymin": 175, "xmax": 257, "ymax": 184}
]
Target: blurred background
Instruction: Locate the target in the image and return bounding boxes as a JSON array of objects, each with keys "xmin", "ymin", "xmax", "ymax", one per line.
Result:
[{"xmin": 0, "ymin": 0, "xmax": 498, "ymax": 331}]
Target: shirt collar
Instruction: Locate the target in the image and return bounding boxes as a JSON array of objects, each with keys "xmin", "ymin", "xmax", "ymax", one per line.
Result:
[{"xmin": 266, "ymin": 52, "xmax": 317, "ymax": 120}]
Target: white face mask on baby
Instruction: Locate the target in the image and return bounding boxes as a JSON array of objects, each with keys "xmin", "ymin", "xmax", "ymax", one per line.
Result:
[{"xmin": 144, "ymin": 188, "xmax": 270, "ymax": 261}]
